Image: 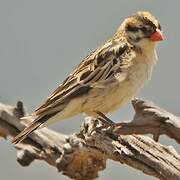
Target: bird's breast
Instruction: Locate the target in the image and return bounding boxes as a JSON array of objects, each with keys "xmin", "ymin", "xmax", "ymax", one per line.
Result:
[{"xmin": 83, "ymin": 58, "xmax": 155, "ymax": 116}]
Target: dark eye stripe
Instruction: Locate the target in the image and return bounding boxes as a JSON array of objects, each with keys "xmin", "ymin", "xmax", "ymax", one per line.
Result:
[
  {"xmin": 127, "ymin": 25, "xmax": 139, "ymax": 32},
  {"xmin": 139, "ymin": 26, "xmax": 147, "ymax": 32},
  {"xmin": 127, "ymin": 25, "xmax": 148, "ymax": 33}
]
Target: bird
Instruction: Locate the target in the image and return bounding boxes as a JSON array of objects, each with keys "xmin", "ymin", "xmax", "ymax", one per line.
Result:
[{"xmin": 12, "ymin": 11, "xmax": 164, "ymax": 144}]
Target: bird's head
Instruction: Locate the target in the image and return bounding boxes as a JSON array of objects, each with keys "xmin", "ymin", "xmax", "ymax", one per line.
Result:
[{"xmin": 118, "ymin": 11, "xmax": 164, "ymax": 49}]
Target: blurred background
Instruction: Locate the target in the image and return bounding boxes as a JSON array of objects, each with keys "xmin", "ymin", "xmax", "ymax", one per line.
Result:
[{"xmin": 0, "ymin": 0, "xmax": 179, "ymax": 179}]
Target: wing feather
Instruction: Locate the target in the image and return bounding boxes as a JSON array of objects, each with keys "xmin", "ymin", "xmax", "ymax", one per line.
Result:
[{"xmin": 35, "ymin": 38, "xmax": 136, "ymax": 116}]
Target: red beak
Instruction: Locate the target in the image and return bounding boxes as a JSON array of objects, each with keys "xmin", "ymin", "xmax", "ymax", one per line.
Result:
[{"xmin": 150, "ymin": 29, "xmax": 164, "ymax": 41}]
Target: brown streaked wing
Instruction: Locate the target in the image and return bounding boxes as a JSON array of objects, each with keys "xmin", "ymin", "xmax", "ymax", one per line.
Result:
[{"xmin": 34, "ymin": 38, "xmax": 136, "ymax": 116}]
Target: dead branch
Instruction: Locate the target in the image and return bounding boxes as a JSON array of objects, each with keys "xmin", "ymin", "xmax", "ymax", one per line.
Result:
[
  {"xmin": 0, "ymin": 99, "xmax": 179, "ymax": 180},
  {"xmin": 114, "ymin": 99, "xmax": 180, "ymax": 143}
]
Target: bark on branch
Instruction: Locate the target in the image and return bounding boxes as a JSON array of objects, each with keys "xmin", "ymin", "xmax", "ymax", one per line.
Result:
[{"xmin": 0, "ymin": 99, "xmax": 179, "ymax": 180}]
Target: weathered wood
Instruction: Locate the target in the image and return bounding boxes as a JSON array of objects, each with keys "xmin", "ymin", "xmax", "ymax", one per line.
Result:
[
  {"xmin": 0, "ymin": 99, "xmax": 179, "ymax": 180},
  {"xmin": 114, "ymin": 99, "xmax": 180, "ymax": 143}
]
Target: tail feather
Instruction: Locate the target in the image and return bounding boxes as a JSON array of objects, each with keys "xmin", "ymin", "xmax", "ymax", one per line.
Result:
[
  {"xmin": 12, "ymin": 120, "xmax": 42, "ymax": 144},
  {"xmin": 12, "ymin": 112, "xmax": 58, "ymax": 144}
]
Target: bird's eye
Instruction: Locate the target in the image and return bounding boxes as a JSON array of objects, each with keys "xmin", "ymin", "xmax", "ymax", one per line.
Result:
[
  {"xmin": 141, "ymin": 27, "xmax": 147, "ymax": 32},
  {"xmin": 127, "ymin": 25, "xmax": 139, "ymax": 32},
  {"xmin": 138, "ymin": 25, "xmax": 148, "ymax": 32},
  {"xmin": 127, "ymin": 25, "xmax": 149, "ymax": 33}
]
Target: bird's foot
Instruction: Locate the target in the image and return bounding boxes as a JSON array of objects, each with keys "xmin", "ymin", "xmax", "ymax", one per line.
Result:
[
  {"xmin": 90, "ymin": 111, "xmax": 119, "ymax": 140},
  {"xmin": 93, "ymin": 111, "xmax": 116, "ymax": 133},
  {"xmin": 95, "ymin": 111, "xmax": 115, "ymax": 127}
]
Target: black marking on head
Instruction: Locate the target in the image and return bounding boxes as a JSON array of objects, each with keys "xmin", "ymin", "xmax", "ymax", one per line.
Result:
[
  {"xmin": 125, "ymin": 12, "xmax": 161, "ymax": 44},
  {"xmin": 126, "ymin": 17, "xmax": 156, "ymax": 34},
  {"xmin": 135, "ymin": 14, "xmax": 157, "ymax": 30},
  {"xmin": 126, "ymin": 25, "xmax": 139, "ymax": 32}
]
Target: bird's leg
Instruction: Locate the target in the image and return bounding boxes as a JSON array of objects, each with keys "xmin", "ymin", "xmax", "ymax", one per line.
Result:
[
  {"xmin": 91, "ymin": 111, "xmax": 116, "ymax": 133},
  {"xmin": 95, "ymin": 111, "xmax": 116, "ymax": 127}
]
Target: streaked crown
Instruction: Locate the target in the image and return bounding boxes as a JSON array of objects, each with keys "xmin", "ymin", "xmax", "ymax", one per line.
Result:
[{"xmin": 118, "ymin": 11, "xmax": 163, "ymax": 45}]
